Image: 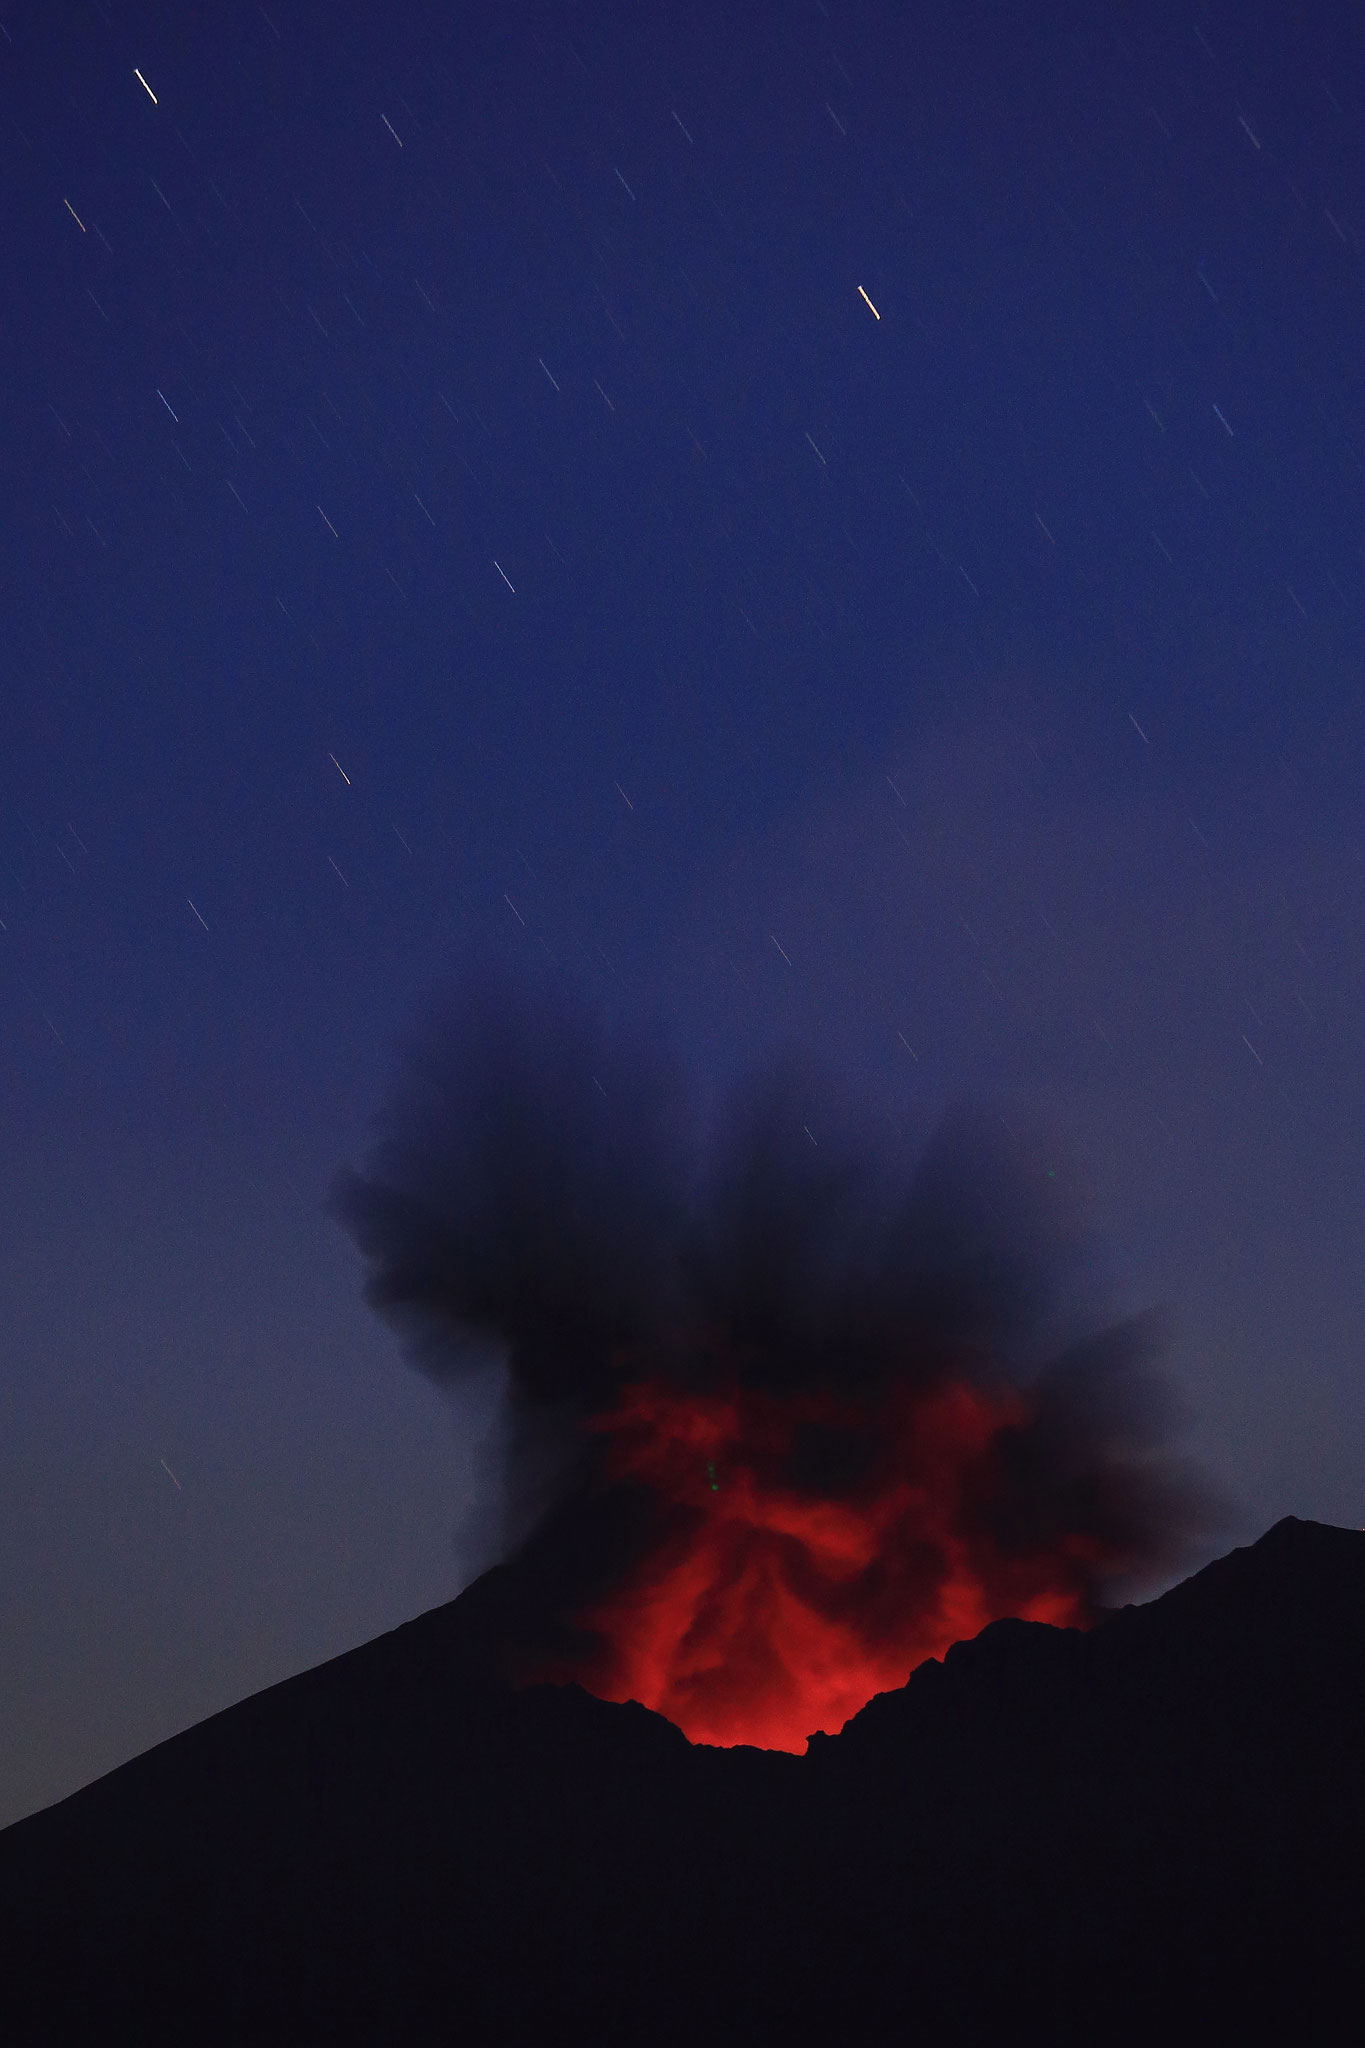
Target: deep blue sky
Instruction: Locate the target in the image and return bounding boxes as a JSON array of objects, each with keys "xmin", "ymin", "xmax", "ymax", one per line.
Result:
[{"xmin": 4, "ymin": 0, "xmax": 1364, "ymax": 1827}]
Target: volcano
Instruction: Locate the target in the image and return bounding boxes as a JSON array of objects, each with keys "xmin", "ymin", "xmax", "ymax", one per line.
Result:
[
  {"xmin": 3, "ymin": 1516, "xmax": 1364, "ymax": 2045},
  {"xmin": 327, "ymin": 981, "xmax": 1219, "ymax": 1759}
]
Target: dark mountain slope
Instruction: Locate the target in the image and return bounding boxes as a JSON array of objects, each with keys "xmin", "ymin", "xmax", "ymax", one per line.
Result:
[{"xmin": 3, "ymin": 1517, "xmax": 1363, "ymax": 2045}]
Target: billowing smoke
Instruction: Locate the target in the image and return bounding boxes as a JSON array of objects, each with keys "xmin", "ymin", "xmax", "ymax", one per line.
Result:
[{"xmin": 334, "ymin": 960, "xmax": 1215, "ymax": 1750}]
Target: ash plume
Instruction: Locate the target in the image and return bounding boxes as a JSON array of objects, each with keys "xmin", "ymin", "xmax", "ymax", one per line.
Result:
[{"xmin": 333, "ymin": 960, "xmax": 1216, "ymax": 1729}]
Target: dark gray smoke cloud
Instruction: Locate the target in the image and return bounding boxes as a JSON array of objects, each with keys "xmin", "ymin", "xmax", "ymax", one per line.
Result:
[{"xmin": 333, "ymin": 956, "xmax": 1219, "ymax": 1675}]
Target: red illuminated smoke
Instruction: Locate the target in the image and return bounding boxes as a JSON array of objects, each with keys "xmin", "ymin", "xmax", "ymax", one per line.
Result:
[{"xmin": 554, "ymin": 1370, "xmax": 1108, "ymax": 1750}]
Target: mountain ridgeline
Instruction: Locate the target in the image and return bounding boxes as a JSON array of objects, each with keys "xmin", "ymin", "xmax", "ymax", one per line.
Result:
[{"xmin": 3, "ymin": 1517, "xmax": 1364, "ymax": 2044}]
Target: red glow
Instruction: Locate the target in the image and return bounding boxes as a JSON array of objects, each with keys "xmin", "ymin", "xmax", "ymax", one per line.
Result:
[{"xmin": 563, "ymin": 1375, "xmax": 1104, "ymax": 1751}]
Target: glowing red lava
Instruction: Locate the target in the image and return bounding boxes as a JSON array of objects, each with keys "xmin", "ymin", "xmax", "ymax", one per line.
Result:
[{"xmin": 567, "ymin": 1376, "xmax": 1103, "ymax": 1751}]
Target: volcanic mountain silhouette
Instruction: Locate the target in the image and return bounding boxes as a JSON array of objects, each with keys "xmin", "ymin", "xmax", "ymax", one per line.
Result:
[{"xmin": 3, "ymin": 1517, "xmax": 1363, "ymax": 2046}]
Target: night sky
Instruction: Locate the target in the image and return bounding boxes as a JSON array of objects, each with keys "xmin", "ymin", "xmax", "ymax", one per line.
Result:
[{"xmin": 5, "ymin": 0, "xmax": 1365, "ymax": 1829}]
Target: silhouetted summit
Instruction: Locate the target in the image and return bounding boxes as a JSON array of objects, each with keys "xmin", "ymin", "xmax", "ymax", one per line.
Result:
[{"xmin": 3, "ymin": 1517, "xmax": 1364, "ymax": 2045}]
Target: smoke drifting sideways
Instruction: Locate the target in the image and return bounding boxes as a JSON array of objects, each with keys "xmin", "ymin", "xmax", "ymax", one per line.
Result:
[{"xmin": 333, "ymin": 964, "xmax": 1217, "ymax": 1751}]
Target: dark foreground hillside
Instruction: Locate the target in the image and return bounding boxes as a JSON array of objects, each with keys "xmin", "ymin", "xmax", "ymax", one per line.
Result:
[{"xmin": 3, "ymin": 1517, "xmax": 1364, "ymax": 2045}]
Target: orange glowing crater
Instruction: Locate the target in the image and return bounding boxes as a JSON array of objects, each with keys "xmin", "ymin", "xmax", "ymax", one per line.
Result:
[{"xmin": 567, "ymin": 1376, "xmax": 1102, "ymax": 1751}]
